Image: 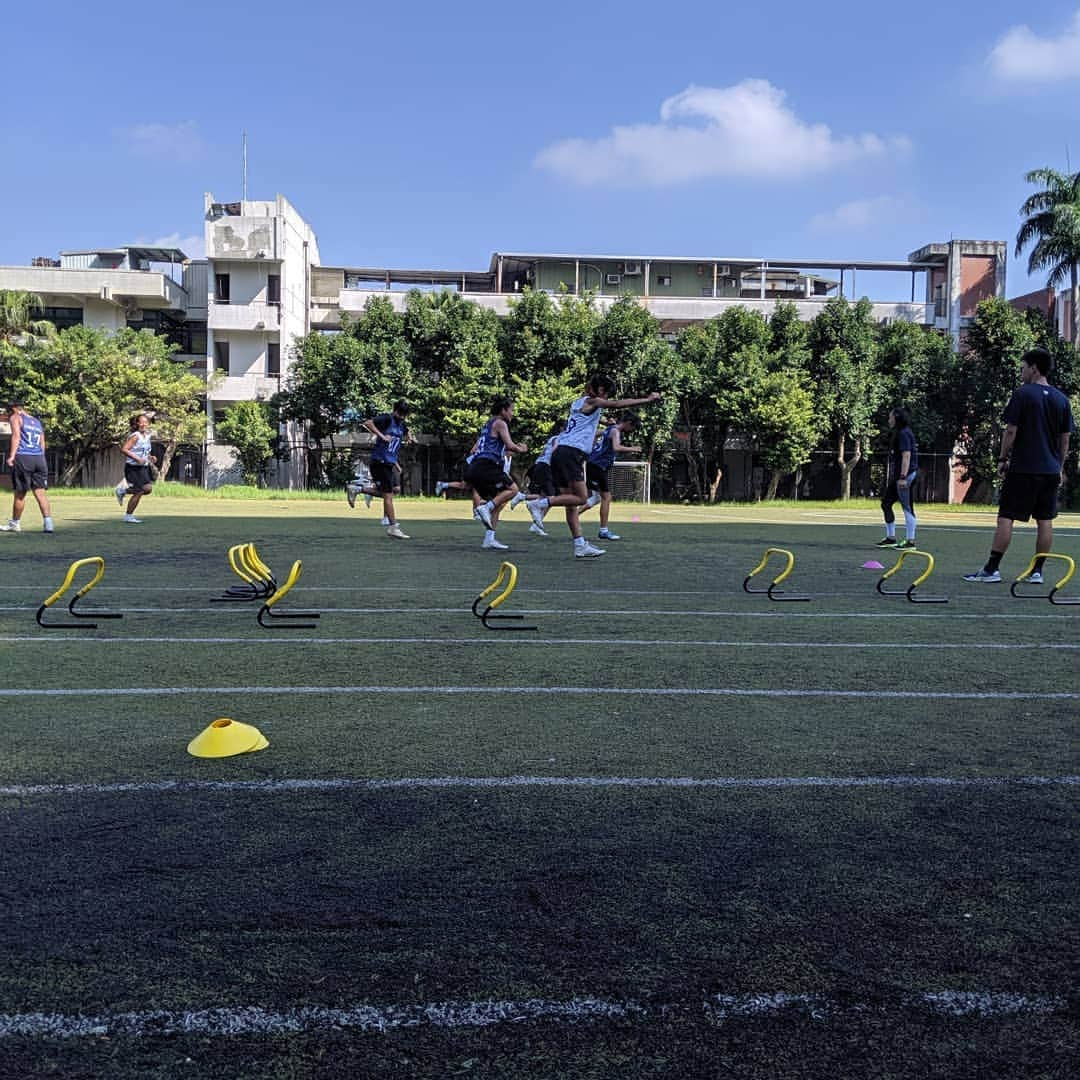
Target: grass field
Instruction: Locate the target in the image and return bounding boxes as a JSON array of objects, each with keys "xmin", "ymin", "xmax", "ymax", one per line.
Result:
[{"xmin": 0, "ymin": 493, "xmax": 1077, "ymax": 1079}]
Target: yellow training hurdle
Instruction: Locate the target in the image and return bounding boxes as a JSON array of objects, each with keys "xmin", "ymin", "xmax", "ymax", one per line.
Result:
[
  {"xmin": 257, "ymin": 560, "xmax": 321, "ymax": 629},
  {"xmin": 742, "ymin": 548, "xmax": 811, "ymax": 602},
  {"xmin": 213, "ymin": 542, "xmax": 276, "ymax": 602},
  {"xmin": 1010, "ymin": 553, "xmax": 1079, "ymax": 606},
  {"xmin": 876, "ymin": 549, "xmax": 948, "ymax": 604},
  {"xmin": 472, "ymin": 561, "xmax": 537, "ymax": 631},
  {"xmin": 36, "ymin": 557, "xmax": 123, "ymax": 629}
]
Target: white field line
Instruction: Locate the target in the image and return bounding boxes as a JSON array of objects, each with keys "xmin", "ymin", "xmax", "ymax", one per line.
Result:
[
  {"xmin": 2, "ymin": 775, "xmax": 1076, "ymax": 798},
  {"xmin": 0, "ymin": 685, "xmax": 1077, "ymax": 701},
  {"xmin": 2, "ymin": 606, "xmax": 1077, "ymax": 622},
  {"xmin": 0, "ymin": 991, "xmax": 1067, "ymax": 1038},
  {"xmin": 0, "ymin": 634, "xmax": 1077, "ymax": 651}
]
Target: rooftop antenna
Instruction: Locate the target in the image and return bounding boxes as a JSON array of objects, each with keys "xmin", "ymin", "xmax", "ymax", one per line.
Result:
[{"xmin": 242, "ymin": 131, "xmax": 248, "ymax": 202}]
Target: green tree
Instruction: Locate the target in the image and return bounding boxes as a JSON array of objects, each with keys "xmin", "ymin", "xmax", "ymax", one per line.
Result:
[
  {"xmin": 875, "ymin": 320, "xmax": 956, "ymax": 448},
  {"xmin": 954, "ymin": 298, "xmax": 1036, "ymax": 498},
  {"xmin": 403, "ymin": 291, "xmax": 504, "ymax": 444},
  {"xmin": 807, "ymin": 298, "xmax": 885, "ymax": 499},
  {"xmin": 1016, "ymin": 167, "xmax": 1080, "ymax": 347},
  {"xmin": 216, "ymin": 400, "xmax": 278, "ymax": 486},
  {"xmin": 0, "ymin": 290, "xmax": 54, "ymax": 344}
]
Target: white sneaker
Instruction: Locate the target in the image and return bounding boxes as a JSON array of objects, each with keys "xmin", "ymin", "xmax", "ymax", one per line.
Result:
[
  {"xmin": 381, "ymin": 516, "xmax": 391, "ymax": 526},
  {"xmin": 482, "ymin": 535, "xmax": 509, "ymax": 550},
  {"xmin": 963, "ymin": 568, "xmax": 1000, "ymax": 582},
  {"xmin": 115, "ymin": 482, "xmax": 127, "ymax": 506},
  {"xmin": 474, "ymin": 502, "xmax": 494, "ymax": 529},
  {"xmin": 123, "ymin": 514, "xmax": 142, "ymax": 524},
  {"xmin": 364, "ymin": 493, "xmax": 373, "ymax": 509},
  {"xmin": 528, "ymin": 501, "xmax": 546, "ymax": 528},
  {"xmin": 575, "ymin": 542, "xmax": 605, "ymax": 558},
  {"xmin": 509, "ymin": 491, "xmax": 527, "ymax": 510},
  {"xmin": 43, "ymin": 521, "xmax": 54, "ymax": 534},
  {"xmin": 528, "ymin": 522, "xmax": 548, "ymax": 537},
  {"xmin": 1022, "ymin": 571, "xmax": 1044, "ymax": 585},
  {"xmin": 346, "ymin": 483, "xmax": 359, "ymax": 509},
  {"xmin": 584, "ymin": 492, "xmax": 601, "ymax": 510},
  {"xmin": 435, "ymin": 481, "xmax": 448, "ymax": 496},
  {"xmin": 386, "ymin": 524, "xmax": 410, "ymax": 539},
  {"xmin": 0, "ymin": 519, "xmax": 21, "ymax": 533},
  {"xmin": 598, "ymin": 530, "xmax": 621, "ymax": 541}
]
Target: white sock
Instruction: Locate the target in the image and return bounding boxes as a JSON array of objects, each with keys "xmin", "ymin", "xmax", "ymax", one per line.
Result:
[
  {"xmin": 536, "ymin": 498, "xmax": 550, "ymax": 512},
  {"xmin": 44, "ymin": 517, "xmax": 53, "ymax": 528},
  {"xmin": 484, "ymin": 529, "xmax": 494, "ymax": 542},
  {"xmin": 574, "ymin": 536, "xmax": 585, "ymax": 547}
]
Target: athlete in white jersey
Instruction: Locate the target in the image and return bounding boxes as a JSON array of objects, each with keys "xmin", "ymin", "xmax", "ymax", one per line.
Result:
[
  {"xmin": 119, "ymin": 413, "xmax": 157, "ymax": 524},
  {"xmin": 527, "ymin": 374, "xmax": 661, "ymax": 558}
]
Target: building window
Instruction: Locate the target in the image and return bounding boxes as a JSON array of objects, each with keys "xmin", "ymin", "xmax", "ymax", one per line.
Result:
[
  {"xmin": 266, "ymin": 342, "xmax": 280, "ymax": 376},
  {"xmin": 37, "ymin": 306, "xmax": 83, "ymax": 330},
  {"xmin": 267, "ymin": 274, "xmax": 281, "ymax": 304},
  {"xmin": 215, "ymin": 273, "xmax": 230, "ymax": 302},
  {"xmin": 214, "ymin": 340, "xmax": 230, "ymax": 373}
]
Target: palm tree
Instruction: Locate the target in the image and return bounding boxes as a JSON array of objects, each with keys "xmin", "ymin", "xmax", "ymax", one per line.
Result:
[
  {"xmin": 0, "ymin": 290, "xmax": 55, "ymax": 344},
  {"xmin": 1016, "ymin": 168, "xmax": 1080, "ymax": 347}
]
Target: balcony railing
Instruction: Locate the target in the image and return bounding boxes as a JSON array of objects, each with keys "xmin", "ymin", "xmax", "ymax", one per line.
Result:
[{"xmin": 208, "ymin": 301, "xmax": 280, "ymax": 331}]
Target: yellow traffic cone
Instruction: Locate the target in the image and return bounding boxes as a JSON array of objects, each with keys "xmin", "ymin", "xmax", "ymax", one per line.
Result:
[{"xmin": 187, "ymin": 717, "xmax": 269, "ymax": 758}]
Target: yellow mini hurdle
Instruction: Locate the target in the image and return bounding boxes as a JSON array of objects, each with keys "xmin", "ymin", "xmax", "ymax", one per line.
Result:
[
  {"xmin": 212, "ymin": 542, "xmax": 276, "ymax": 602},
  {"xmin": 36, "ymin": 557, "xmax": 123, "ymax": 629},
  {"xmin": 876, "ymin": 549, "xmax": 947, "ymax": 604},
  {"xmin": 742, "ymin": 548, "xmax": 811, "ymax": 602},
  {"xmin": 1010, "ymin": 553, "xmax": 1079, "ymax": 606},
  {"xmin": 472, "ymin": 561, "xmax": 537, "ymax": 631},
  {"xmin": 257, "ymin": 560, "xmax": 321, "ymax": 629}
]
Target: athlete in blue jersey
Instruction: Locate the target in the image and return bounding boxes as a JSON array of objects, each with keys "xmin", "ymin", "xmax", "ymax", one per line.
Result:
[
  {"xmin": 965, "ymin": 347, "xmax": 1074, "ymax": 584},
  {"xmin": 527, "ymin": 374, "xmax": 661, "ymax": 558},
  {"xmin": 346, "ymin": 400, "xmax": 413, "ymax": 539},
  {"xmin": 581, "ymin": 413, "xmax": 642, "ymax": 542},
  {"xmin": 465, "ymin": 397, "xmax": 528, "ymax": 549},
  {"xmin": 1, "ymin": 401, "xmax": 54, "ymax": 533}
]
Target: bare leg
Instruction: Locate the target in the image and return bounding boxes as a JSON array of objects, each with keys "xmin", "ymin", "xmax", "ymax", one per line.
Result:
[
  {"xmin": 10, "ymin": 492, "xmax": 26, "ymax": 521},
  {"xmin": 382, "ymin": 492, "xmax": 396, "ymax": 524},
  {"xmin": 32, "ymin": 489, "xmax": 52, "ymax": 520},
  {"xmin": 599, "ymin": 491, "xmax": 613, "ymax": 530},
  {"xmin": 1035, "ymin": 518, "xmax": 1053, "ymax": 555},
  {"xmin": 991, "ymin": 517, "xmax": 1014, "ymax": 555}
]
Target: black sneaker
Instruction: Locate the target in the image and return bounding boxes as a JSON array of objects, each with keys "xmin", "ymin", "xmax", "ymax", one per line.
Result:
[
  {"xmin": 895, "ymin": 539, "xmax": 917, "ymax": 550},
  {"xmin": 875, "ymin": 536, "xmax": 897, "ymax": 547}
]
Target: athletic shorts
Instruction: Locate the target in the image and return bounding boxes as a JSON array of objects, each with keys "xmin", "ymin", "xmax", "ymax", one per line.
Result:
[
  {"xmin": 369, "ymin": 460, "xmax": 398, "ymax": 494},
  {"xmin": 527, "ymin": 462, "xmax": 555, "ymax": 497},
  {"xmin": 585, "ymin": 462, "xmax": 610, "ymax": 493},
  {"xmin": 11, "ymin": 454, "xmax": 48, "ymax": 493},
  {"xmin": 551, "ymin": 445, "xmax": 587, "ymax": 490},
  {"xmin": 124, "ymin": 464, "xmax": 154, "ymax": 490},
  {"xmin": 998, "ymin": 472, "xmax": 1060, "ymax": 522},
  {"xmin": 464, "ymin": 457, "xmax": 512, "ymax": 500}
]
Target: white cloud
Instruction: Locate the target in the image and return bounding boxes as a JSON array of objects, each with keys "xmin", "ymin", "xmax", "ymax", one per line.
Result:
[
  {"xmin": 137, "ymin": 233, "xmax": 206, "ymax": 260},
  {"xmin": 988, "ymin": 10, "xmax": 1080, "ymax": 82},
  {"xmin": 121, "ymin": 121, "xmax": 204, "ymax": 162},
  {"xmin": 534, "ymin": 80, "xmax": 911, "ymax": 187},
  {"xmin": 808, "ymin": 196, "xmax": 906, "ymax": 234}
]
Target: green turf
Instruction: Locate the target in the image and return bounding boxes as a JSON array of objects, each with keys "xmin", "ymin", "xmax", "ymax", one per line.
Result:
[{"xmin": 0, "ymin": 495, "xmax": 1077, "ymax": 1078}]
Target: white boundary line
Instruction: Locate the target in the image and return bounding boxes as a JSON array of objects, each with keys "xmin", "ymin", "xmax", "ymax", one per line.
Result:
[
  {"xmin": 0, "ymin": 991, "xmax": 1067, "ymax": 1037},
  {"xmin": 0, "ymin": 685, "xmax": 1077, "ymax": 700},
  {"xmin": 0, "ymin": 635, "xmax": 1077, "ymax": 650},
  {"xmin": 3, "ymin": 775, "xmax": 1075, "ymax": 798}
]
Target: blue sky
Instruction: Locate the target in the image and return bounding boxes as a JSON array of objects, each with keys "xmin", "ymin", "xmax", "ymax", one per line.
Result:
[{"xmin": 1, "ymin": 0, "xmax": 1076, "ymax": 300}]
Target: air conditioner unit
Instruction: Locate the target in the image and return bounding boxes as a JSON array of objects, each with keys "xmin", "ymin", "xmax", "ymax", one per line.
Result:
[
  {"xmin": 716, "ymin": 265, "xmax": 730, "ymax": 276},
  {"xmin": 605, "ymin": 273, "xmax": 622, "ymax": 285},
  {"xmin": 623, "ymin": 262, "xmax": 643, "ymax": 275},
  {"xmin": 99, "ymin": 286, "xmax": 112, "ymax": 301}
]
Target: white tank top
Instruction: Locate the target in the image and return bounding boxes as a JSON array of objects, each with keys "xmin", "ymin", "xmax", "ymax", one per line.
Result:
[
  {"xmin": 558, "ymin": 396, "xmax": 602, "ymax": 453},
  {"xmin": 129, "ymin": 431, "xmax": 152, "ymax": 464}
]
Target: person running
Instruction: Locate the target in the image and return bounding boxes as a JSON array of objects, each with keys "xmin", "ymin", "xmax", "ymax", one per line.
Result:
[
  {"xmin": 876, "ymin": 406, "xmax": 918, "ymax": 550},
  {"xmin": 527, "ymin": 375, "xmax": 661, "ymax": 558},
  {"xmin": 116, "ymin": 413, "xmax": 156, "ymax": 524},
  {"xmin": 509, "ymin": 423, "xmax": 561, "ymax": 536},
  {"xmin": 965, "ymin": 347, "xmax": 1074, "ymax": 584},
  {"xmin": 581, "ymin": 413, "xmax": 643, "ymax": 542},
  {"xmin": 466, "ymin": 397, "xmax": 528, "ymax": 550},
  {"xmin": 346, "ymin": 400, "xmax": 412, "ymax": 540},
  {"xmin": 1, "ymin": 400, "xmax": 54, "ymax": 534}
]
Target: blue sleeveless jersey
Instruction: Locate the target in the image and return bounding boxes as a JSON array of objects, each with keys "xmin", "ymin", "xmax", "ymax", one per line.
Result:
[
  {"xmin": 16, "ymin": 413, "xmax": 44, "ymax": 456},
  {"xmin": 473, "ymin": 419, "xmax": 505, "ymax": 462},
  {"xmin": 371, "ymin": 414, "xmax": 405, "ymax": 464},
  {"xmin": 589, "ymin": 424, "xmax": 618, "ymax": 470}
]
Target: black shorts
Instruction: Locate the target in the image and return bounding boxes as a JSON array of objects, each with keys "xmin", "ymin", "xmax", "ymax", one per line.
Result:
[
  {"xmin": 370, "ymin": 460, "xmax": 398, "ymax": 494},
  {"xmin": 465, "ymin": 457, "xmax": 512, "ymax": 500},
  {"xmin": 551, "ymin": 446, "xmax": 587, "ymax": 491},
  {"xmin": 124, "ymin": 464, "xmax": 154, "ymax": 490},
  {"xmin": 527, "ymin": 462, "xmax": 556, "ymax": 497},
  {"xmin": 585, "ymin": 461, "xmax": 610, "ymax": 493},
  {"xmin": 999, "ymin": 472, "xmax": 1060, "ymax": 522},
  {"xmin": 12, "ymin": 454, "xmax": 48, "ymax": 493}
]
